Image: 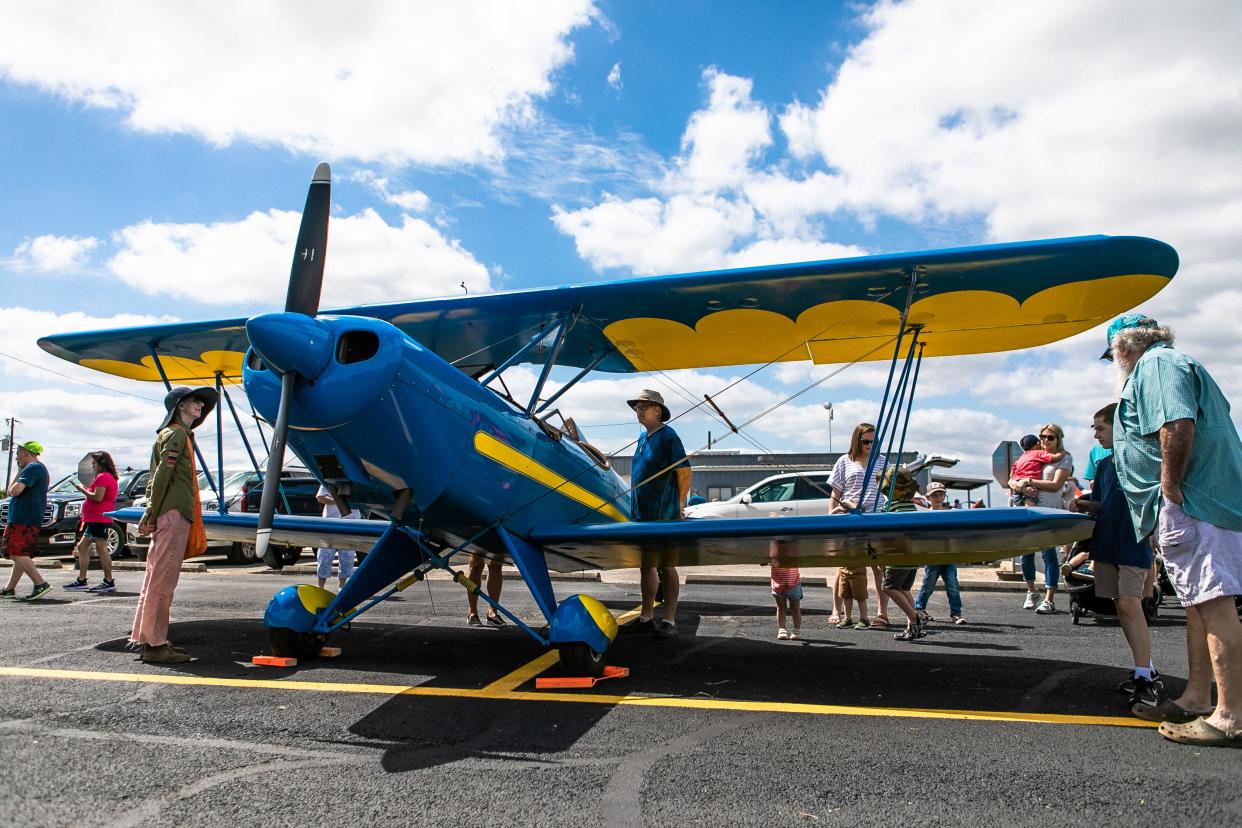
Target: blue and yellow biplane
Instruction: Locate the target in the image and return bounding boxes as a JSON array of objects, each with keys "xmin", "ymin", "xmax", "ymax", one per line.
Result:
[{"xmin": 39, "ymin": 164, "xmax": 1178, "ymax": 675}]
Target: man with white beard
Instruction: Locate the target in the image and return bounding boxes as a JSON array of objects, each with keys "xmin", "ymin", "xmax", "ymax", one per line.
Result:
[{"xmin": 1106, "ymin": 313, "xmax": 1242, "ymax": 747}]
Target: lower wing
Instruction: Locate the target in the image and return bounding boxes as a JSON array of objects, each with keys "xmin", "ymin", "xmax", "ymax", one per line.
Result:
[
  {"xmin": 109, "ymin": 508, "xmax": 385, "ymax": 552},
  {"xmin": 530, "ymin": 508, "xmax": 1091, "ymax": 570}
]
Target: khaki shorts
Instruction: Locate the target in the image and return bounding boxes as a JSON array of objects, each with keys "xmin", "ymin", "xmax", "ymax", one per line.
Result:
[
  {"xmin": 836, "ymin": 568, "xmax": 868, "ymax": 603},
  {"xmin": 1158, "ymin": 501, "xmax": 1242, "ymax": 607},
  {"xmin": 1093, "ymin": 562, "xmax": 1149, "ymax": 600}
]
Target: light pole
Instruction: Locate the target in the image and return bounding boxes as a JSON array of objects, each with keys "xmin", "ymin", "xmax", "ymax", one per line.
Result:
[
  {"xmin": 822, "ymin": 402, "xmax": 834, "ymax": 454},
  {"xmin": 4, "ymin": 417, "xmax": 17, "ymax": 492}
]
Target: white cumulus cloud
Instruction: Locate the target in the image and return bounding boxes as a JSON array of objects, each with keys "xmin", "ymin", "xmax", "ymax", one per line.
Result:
[
  {"xmin": 0, "ymin": 1, "xmax": 596, "ymax": 166},
  {"xmin": 11, "ymin": 235, "xmax": 100, "ymax": 272},
  {"xmin": 107, "ymin": 208, "xmax": 491, "ymax": 307}
]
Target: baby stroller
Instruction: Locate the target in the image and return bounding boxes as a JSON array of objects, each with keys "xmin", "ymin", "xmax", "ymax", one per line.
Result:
[{"xmin": 1064, "ymin": 539, "xmax": 1164, "ymax": 625}]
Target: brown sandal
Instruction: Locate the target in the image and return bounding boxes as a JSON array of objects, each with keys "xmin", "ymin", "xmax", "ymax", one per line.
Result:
[
  {"xmin": 870, "ymin": 615, "xmax": 889, "ymax": 629},
  {"xmin": 1158, "ymin": 717, "xmax": 1242, "ymax": 747}
]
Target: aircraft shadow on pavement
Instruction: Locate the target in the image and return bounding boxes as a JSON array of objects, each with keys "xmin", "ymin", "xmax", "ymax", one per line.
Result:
[
  {"xmin": 93, "ymin": 613, "xmax": 1185, "ymax": 751},
  {"xmin": 345, "ymin": 695, "xmax": 611, "ymax": 773}
]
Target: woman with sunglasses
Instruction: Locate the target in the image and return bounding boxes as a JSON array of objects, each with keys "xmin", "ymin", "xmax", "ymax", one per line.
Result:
[
  {"xmin": 1008, "ymin": 423, "xmax": 1074, "ymax": 614},
  {"xmin": 829, "ymin": 422, "xmax": 891, "ymax": 627}
]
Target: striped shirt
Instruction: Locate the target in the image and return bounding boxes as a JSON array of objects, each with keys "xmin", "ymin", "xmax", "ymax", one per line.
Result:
[{"xmin": 771, "ymin": 565, "xmax": 801, "ymax": 593}]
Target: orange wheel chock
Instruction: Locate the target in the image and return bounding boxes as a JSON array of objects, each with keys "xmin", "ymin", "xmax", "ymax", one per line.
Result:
[
  {"xmin": 535, "ymin": 665, "xmax": 629, "ymax": 689},
  {"xmin": 251, "ymin": 655, "xmax": 297, "ymax": 667},
  {"xmin": 319, "ymin": 646, "xmax": 342, "ymax": 658}
]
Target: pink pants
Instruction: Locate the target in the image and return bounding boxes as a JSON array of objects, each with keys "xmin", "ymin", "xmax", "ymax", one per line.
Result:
[{"xmin": 130, "ymin": 510, "xmax": 188, "ymax": 646}]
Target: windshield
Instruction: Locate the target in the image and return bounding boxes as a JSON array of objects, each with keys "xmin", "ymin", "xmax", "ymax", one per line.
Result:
[{"xmin": 49, "ymin": 475, "xmax": 79, "ymax": 494}]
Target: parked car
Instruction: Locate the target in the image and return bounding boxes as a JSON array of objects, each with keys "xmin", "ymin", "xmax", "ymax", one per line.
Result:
[
  {"xmin": 0, "ymin": 469, "xmax": 149, "ymax": 559},
  {"xmin": 683, "ymin": 471, "xmax": 838, "ymax": 519},
  {"xmin": 127, "ymin": 467, "xmax": 322, "ymax": 565}
]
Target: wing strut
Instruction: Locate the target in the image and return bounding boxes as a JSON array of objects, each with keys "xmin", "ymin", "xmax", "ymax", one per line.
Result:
[
  {"xmin": 858, "ymin": 266, "xmax": 925, "ymax": 511},
  {"xmin": 145, "ymin": 345, "xmax": 218, "ymax": 501}
]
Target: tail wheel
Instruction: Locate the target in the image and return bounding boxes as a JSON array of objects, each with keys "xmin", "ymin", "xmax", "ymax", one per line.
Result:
[
  {"xmin": 1070, "ymin": 603, "xmax": 1081, "ymax": 625},
  {"xmin": 557, "ymin": 642, "xmax": 606, "ymax": 678},
  {"xmin": 268, "ymin": 627, "xmax": 326, "ymax": 660}
]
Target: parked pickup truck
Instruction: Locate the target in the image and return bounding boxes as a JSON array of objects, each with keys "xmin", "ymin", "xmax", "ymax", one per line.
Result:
[{"xmin": 1, "ymin": 469, "xmax": 150, "ymax": 559}]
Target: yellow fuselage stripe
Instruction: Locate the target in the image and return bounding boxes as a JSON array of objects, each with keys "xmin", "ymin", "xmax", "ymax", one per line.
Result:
[
  {"xmin": 473, "ymin": 431, "xmax": 627, "ymax": 523},
  {"xmin": 0, "ymin": 666, "xmax": 1155, "ymax": 729}
]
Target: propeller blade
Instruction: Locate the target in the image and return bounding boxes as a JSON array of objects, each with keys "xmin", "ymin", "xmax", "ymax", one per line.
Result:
[
  {"xmin": 256, "ymin": 371, "xmax": 295, "ymax": 568},
  {"xmin": 285, "ymin": 162, "xmax": 331, "ymax": 316}
]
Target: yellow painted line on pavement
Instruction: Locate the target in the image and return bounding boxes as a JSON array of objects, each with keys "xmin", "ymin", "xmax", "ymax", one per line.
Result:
[
  {"xmin": 0, "ymin": 666, "xmax": 1157, "ymax": 729},
  {"xmin": 481, "ymin": 650, "xmax": 561, "ymax": 693}
]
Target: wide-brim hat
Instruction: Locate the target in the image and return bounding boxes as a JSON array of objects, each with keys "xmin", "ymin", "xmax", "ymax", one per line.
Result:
[
  {"xmin": 627, "ymin": 389, "xmax": 671, "ymax": 422},
  {"xmin": 159, "ymin": 386, "xmax": 219, "ymax": 431}
]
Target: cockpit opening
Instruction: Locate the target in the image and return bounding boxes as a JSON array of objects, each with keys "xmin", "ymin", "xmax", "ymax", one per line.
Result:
[{"xmin": 336, "ymin": 330, "xmax": 380, "ymax": 364}]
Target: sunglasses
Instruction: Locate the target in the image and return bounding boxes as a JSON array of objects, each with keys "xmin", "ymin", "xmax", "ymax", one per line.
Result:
[
  {"xmin": 860, "ymin": 439, "xmax": 873, "ymax": 445},
  {"xmin": 1039, "ymin": 434, "xmax": 1058, "ymax": 441}
]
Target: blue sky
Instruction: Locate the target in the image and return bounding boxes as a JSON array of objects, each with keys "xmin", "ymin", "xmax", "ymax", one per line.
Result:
[{"xmin": 1, "ymin": 1, "xmax": 1239, "ymax": 487}]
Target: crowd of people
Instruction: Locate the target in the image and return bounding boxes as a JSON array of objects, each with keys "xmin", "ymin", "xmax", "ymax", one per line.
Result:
[
  {"xmin": 615, "ymin": 312, "xmax": 1241, "ymax": 749},
  {"xmin": 2, "ymin": 313, "xmax": 1239, "ymax": 748}
]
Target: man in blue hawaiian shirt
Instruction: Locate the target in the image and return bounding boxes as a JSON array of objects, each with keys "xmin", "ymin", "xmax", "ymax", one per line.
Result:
[{"xmin": 620, "ymin": 390, "xmax": 691, "ymax": 639}]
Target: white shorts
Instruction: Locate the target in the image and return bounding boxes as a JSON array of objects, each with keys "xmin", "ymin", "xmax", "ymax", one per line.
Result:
[
  {"xmin": 316, "ymin": 547, "xmax": 356, "ymax": 581},
  {"xmin": 1158, "ymin": 501, "xmax": 1242, "ymax": 607}
]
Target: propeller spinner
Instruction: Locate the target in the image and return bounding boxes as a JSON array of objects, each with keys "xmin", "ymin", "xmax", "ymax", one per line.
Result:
[{"xmin": 250, "ymin": 162, "xmax": 331, "ymax": 568}]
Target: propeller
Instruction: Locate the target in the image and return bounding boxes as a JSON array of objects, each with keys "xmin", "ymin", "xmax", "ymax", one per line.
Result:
[{"xmin": 254, "ymin": 162, "xmax": 331, "ymax": 568}]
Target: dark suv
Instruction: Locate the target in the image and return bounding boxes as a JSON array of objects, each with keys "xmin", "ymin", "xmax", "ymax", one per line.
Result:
[{"xmin": 0, "ymin": 470, "xmax": 148, "ymax": 559}]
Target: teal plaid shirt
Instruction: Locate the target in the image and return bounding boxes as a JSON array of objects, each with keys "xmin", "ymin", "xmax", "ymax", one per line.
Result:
[{"xmin": 1113, "ymin": 341, "xmax": 1242, "ymax": 538}]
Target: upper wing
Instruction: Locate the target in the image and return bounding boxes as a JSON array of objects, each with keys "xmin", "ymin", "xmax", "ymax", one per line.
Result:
[
  {"xmin": 41, "ymin": 234, "xmax": 1176, "ymax": 380},
  {"xmin": 530, "ymin": 508, "xmax": 1094, "ymax": 571}
]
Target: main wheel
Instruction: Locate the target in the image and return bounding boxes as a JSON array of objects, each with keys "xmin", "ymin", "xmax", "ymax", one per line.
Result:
[
  {"xmin": 268, "ymin": 627, "xmax": 326, "ymax": 660},
  {"xmin": 557, "ymin": 642, "xmax": 606, "ymax": 678},
  {"xmin": 277, "ymin": 546, "xmax": 302, "ymax": 566}
]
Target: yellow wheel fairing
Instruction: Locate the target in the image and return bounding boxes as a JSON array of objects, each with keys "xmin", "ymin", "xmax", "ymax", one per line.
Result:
[
  {"xmin": 296, "ymin": 584, "xmax": 338, "ymax": 616},
  {"xmin": 80, "ymin": 350, "xmax": 245, "ymax": 383},
  {"xmin": 604, "ymin": 273, "xmax": 1171, "ymax": 370},
  {"xmin": 473, "ymin": 431, "xmax": 628, "ymax": 523},
  {"xmin": 549, "ymin": 594, "xmax": 616, "ymax": 653},
  {"xmin": 577, "ymin": 594, "xmax": 619, "ymax": 643}
]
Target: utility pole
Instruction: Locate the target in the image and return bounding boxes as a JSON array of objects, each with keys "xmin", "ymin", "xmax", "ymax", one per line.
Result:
[
  {"xmin": 822, "ymin": 402, "xmax": 834, "ymax": 454},
  {"xmin": 4, "ymin": 417, "xmax": 17, "ymax": 493}
]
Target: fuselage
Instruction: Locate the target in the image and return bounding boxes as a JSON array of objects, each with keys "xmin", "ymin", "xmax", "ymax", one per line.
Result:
[{"xmin": 243, "ymin": 312, "xmax": 631, "ymax": 557}]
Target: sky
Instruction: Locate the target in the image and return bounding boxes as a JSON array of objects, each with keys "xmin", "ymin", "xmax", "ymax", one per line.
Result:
[{"xmin": 2, "ymin": 0, "xmax": 1240, "ymax": 493}]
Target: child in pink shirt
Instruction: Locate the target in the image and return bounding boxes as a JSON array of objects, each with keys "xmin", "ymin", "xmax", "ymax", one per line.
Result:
[
  {"xmin": 768, "ymin": 541, "xmax": 802, "ymax": 640},
  {"xmin": 1010, "ymin": 434, "xmax": 1066, "ymax": 506}
]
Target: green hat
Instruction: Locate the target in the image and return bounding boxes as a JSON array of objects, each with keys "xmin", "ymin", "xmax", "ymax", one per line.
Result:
[
  {"xmin": 1101, "ymin": 313, "xmax": 1156, "ymax": 361},
  {"xmin": 17, "ymin": 440, "xmax": 43, "ymax": 455}
]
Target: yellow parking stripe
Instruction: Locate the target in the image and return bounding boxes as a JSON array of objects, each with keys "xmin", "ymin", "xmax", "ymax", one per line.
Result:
[
  {"xmin": 0, "ymin": 666, "xmax": 1156, "ymax": 729},
  {"xmin": 481, "ymin": 650, "xmax": 561, "ymax": 693}
]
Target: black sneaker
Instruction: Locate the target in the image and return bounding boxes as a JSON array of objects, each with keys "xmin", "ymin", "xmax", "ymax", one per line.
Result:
[
  {"xmin": 1130, "ymin": 675, "xmax": 1165, "ymax": 709},
  {"xmin": 653, "ymin": 619, "xmax": 679, "ymax": 639},
  {"xmin": 88, "ymin": 580, "xmax": 117, "ymax": 594},
  {"xmin": 0, "ymin": 589, "xmax": 15, "ymax": 599},
  {"xmin": 22, "ymin": 582, "xmax": 52, "ymax": 602},
  {"xmin": 894, "ymin": 624, "xmax": 920, "ymax": 641},
  {"xmin": 63, "ymin": 578, "xmax": 89, "ymax": 591},
  {"xmin": 1117, "ymin": 670, "xmax": 1161, "ymax": 696},
  {"xmin": 620, "ymin": 616, "xmax": 654, "ymax": 634}
]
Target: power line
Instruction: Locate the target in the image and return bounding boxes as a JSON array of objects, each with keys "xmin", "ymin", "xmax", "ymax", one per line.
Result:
[{"xmin": 0, "ymin": 350, "xmax": 164, "ymax": 402}]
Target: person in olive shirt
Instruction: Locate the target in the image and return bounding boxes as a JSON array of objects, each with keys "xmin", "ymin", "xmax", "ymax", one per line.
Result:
[{"xmin": 130, "ymin": 386, "xmax": 216, "ymax": 664}]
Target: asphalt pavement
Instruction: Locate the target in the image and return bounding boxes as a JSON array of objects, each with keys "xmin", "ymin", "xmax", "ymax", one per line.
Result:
[{"xmin": 2, "ymin": 562, "xmax": 1240, "ymax": 827}]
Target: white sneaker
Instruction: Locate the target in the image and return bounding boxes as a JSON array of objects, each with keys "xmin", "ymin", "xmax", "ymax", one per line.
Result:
[
  {"xmin": 1035, "ymin": 599, "xmax": 1056, "ymax": 614},
  {"xmin": 777, "ymin": 628, "xmax": 789, "ymax": 640},
  {"xmin": 1022, "ymin": 592, "xmax": 1038, "ymax": 610},
  {"xmin": 790, "ymin": 629, "xmax": 800, "ymax": 640}
]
